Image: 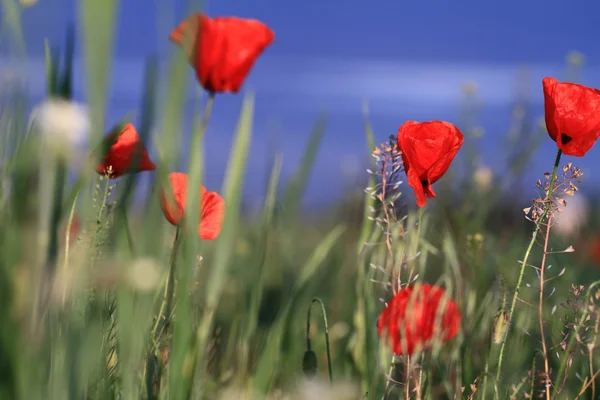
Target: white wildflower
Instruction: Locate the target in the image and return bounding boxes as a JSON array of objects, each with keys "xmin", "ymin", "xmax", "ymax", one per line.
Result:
[
  {"xmin": 554, "ymin": 192, "xmax": 589, "ymax": 238},
  {"xmin": 292, "ymin": 379, "xmax": 359, "ymax": 400},
  {"xmin": 126, "ymin": 258, "xmax": 162, "ymax": 292},
  {"xmin": 36, "ymin": 99, "xmax": 90, "ymax": 158},
  {"xmin": 473, "ymin": 165, "xmax": 493, "ymax": 192}
]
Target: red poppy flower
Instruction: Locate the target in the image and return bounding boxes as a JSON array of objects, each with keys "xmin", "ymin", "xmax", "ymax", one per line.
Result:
[
  {"xmin": 95, "ymin": 123, "xmax": 156, "ymax": 179},
  {"xmin": 377, "ymin": 283, "xmax": 461, "ymax": 355},
  {"xmin": 159, "ymin": 172, "xmax": 225, "ymax": 240},
  {"xmin": 397, "ymin": 121, "xmax": 464, "ymax": 207},
  {"xmin": 543, "ymin": 77, "xmax": 600, "ymax": 157},
  {"xmin": 169, "ymin": 13, "xmax": 275, "ymax": 93}
]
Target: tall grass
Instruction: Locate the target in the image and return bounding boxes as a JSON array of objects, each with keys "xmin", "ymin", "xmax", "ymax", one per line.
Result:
[{"xmin": 2, "ymin": 1, "xmax": 600, "ymax": 399}]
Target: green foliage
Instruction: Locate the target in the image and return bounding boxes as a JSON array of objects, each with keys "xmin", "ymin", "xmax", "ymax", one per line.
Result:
[{"xmin": 2, "ymin": 2, "xmax": 600, "ymax": 400}]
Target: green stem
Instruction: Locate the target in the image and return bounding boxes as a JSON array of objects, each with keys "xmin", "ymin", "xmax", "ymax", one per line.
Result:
[
  {"xmin": 495, "ymin": 149, "xmax": 562, "ymax": 388},
  {"xmin": 306, "ymin": 298, "xmax": 333, "ymax": 384},
  {"xmin": 151, "ymin": 226, "xmax": 182, "ymax": 349},
  {"xmin": 118, "ymin": 205, "xmax": 136, "ymax": 255},
  {"xmin": 407, "ymin": 206, "xmax": 425, "ymax": 284},
  {"xmin": 551, "ymin": 280, "xmax": 600, "ymax": 399},
  {"xmin": 62, "ymin": 190, "xmax": 80, "ymax": 305}
]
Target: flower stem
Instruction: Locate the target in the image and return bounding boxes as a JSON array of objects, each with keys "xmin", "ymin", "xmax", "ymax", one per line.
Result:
[
  {"xmin": 407, "ymin": 206, "xmax": 425, "ymax": 285},
  {"xmin": 539, "ymin": 212, "xmax": 554, "ymax": 400},
  {"xmin": 151, "ymin": 226, "xmax": 182, "ymax": 349},
  {"xmin": 494, "ymin": 149, "xmax": 562, "ymax": 388},
  {"xmin": 306, "ymin": 298, "xmax": 333, "ymax": 384},
  {"xmin": 552, "ymin": 280, "xmax": 600, "ymax": 399}
]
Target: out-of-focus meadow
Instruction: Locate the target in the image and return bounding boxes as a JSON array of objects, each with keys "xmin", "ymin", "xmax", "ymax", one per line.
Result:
[{"xmin": 3, "ymin": 1, "xmax": 600, "ymax": 399}]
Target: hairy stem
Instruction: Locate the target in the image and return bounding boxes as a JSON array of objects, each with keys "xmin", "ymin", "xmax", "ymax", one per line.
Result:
[
  {"xmin": 539, "ymin": 213, "xmax": 553, "ymax": 400},
  {"xmin": 495, "ymin": 149, "xmax": 562, "ymax": 389},
  {"xmin": 553, "ymin": 280, "xmax": 600, "ymax": 399}
]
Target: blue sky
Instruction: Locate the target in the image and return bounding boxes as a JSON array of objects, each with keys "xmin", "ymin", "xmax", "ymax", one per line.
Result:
[{"xmin": 3, "ymin": 0, "xmax": 600, "ymax": 207}]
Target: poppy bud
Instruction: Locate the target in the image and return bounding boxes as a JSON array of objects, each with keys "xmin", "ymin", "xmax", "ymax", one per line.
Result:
[
  {"xmin": 492, "ymin": 310, "xmax": 509, "ymax": 344},
  {"xmin": 302, "ymin": 350, "xmax": 318, "ymax": 378}
]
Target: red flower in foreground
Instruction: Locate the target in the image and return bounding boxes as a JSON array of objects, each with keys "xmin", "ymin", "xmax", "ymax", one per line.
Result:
[
  {"xmin": 60, "ymin": 215, "xmax": 81, "ymax": 243},
  {"xmin": 169, "ymin": 13, "xmax": 275, "ymax": 93},
  {"xmin": 95, "ymin": 123, "xmax": 156, "ymax": 179},
  {"xmin": 397, "ymin": 121, "xmax": 464, "ymax": 207},
  {"xmin": 159, "ymin": 172, "xmax": 225, "ymax": 240},
  {"xmin": 543, "ymin": 77, "xmax": 600, "ymax": 157},
  {"xmin": 377, "ymin": 283, "xmax": 461, "ymax": 355}
]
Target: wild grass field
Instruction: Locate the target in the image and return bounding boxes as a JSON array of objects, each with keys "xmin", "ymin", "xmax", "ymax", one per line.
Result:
[{"xmin": 3, "ymin": 1, "xmax": 600, "ymax": 399}]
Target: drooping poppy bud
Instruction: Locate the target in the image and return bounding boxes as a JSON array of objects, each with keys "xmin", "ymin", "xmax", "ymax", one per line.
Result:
[
  {"xmin": 543, "ymin": 77, "xmax": 600, "ymax": 157},
  {"xmin": 302, "ymin": 350, "xmax": 318, "ymax": 378},
  {"xmin": 170, "ymin": 14, "xmax": 275, "ymax": 94},
  {"xmin": 397, "ymin": 120, "xmax": 464, "ymax": 207}
]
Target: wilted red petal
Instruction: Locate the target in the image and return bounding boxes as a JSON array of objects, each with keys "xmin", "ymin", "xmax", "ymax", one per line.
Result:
[
  {"xmin": 543, "ymin": 76, "xmax": 600, "ymax": 157},
  {"xmin": 95, "ymin": 123, "xmax": 156, "ymax": 179},
  {"xmin": 170, "ymin": 13, "xmax": 274, "ymax": 94},
  {"xmin": 159, "ymin": 172, "xmax": 225, "ymax": 240},
  {"xmin": 397, "ymin": 120, "xmax": 464, "ymax": 207},
  {"xmin": 377, "ymin": 283, "xmax": 461, "ymax": 355}
]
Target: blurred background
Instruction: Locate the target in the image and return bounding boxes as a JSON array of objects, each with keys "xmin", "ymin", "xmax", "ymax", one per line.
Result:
[
  {"xmin": 2, "ymin": 0, "xmax": 600, "ymax": 208},
  {"xmin": 3, "ymin": 1, "xmax": 600, "ymax": 398}
]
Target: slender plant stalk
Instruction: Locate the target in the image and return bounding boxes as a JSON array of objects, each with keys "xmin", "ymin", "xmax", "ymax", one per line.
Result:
[
  {"xmin": 405, "ymin": 356, "xmax": 411, "ymax": 399},
  {"xmin": 407, "ymin": 206, "xmax": 425, "ymax": 284},
  {"xmin": 62, "ymin": 190, "xmax": 80, "ymax": 305},
  {"xmin": 552, "ymin": 280, "xmax": 600, "ymax": 399},
  {"xmin": 383, "ymin": 207, "xmax": 425, "ymax": 399},
  {"xmin": 306, "ymin": 298, "xmax": 333, "ymax": 384},
  {"xmin": 495, "ymin": 149, "xmax": 562, "ymax": 389},
  {"xmin": 538, "ymin": 212, "xmax": 554, "ymax": 400},
  {"xmin": 151, "ymin": 226, "xmax": 182, "ymax": 348}
]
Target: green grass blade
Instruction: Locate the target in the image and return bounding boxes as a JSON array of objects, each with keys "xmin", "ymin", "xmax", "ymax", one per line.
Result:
[
  {"xmin": 252, "ymin": 224, "xmax": 345, "ymax": 393},
  {"xmin": 207, "ymin": 92, "xmax": 254, "ymax": 309},
  {"xmin": 282, "ymin": 114, "xmax": 328, "ymax": 217},
  {"xmin": 78, "ymin": 0, "xmax": 119, "ymax": 141},
  {"xmin": 357, "ymin": 101, "xmax": 376, "ymax": 255},
  {"xmin": 190, "ymin": 92, "xmax": 254, "ymax": 395}
]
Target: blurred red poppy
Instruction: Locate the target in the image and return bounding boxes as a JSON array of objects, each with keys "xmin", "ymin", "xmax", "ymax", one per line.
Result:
[
  {"xmin": 397, "ymin": 121, "xmax": 464, "ymax": 207},
  {"xmin": 95, "ymin": 123, "xmax": 156, "ymax": 179},
  {"xmin": 377, "ymin": 283, "xmax": 461, "ymax": 355},
  {"xmin": 543, "ymin": 77, "xmax": 600, "ymax": 157},
  {"xmin": 588, "ymin": 235, "xmax": 600, "ymax": 266},
  {"xmin": 61, "ymin": 215, "xmax": 81, "ymax": 243},
  {"xmin": 159, "ymin": 172, "xmax": 225, "ymax": 240},
  {"xmin": 169, "ymin": 13, "xmax": 275, "ymax": 93}
]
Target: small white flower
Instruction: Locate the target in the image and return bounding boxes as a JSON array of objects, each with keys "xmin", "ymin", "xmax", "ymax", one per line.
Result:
[
  {"xmin": 126, "ymin": 258, "xmax": 162, "ymax": 292},
  {"xmin": 473, "ymin": 165, "xmax": 493, "ymax": 192},
  {"xmin": 293, "ymin": 379, "xmax": 358, "ymax": 400},
  {"xmin": 36, "ymin": 99, "xmax": 90, "ymax": 158},
  {"xmin": 555, "ymin": 192, "xmax": 589, "ymax": 238}
]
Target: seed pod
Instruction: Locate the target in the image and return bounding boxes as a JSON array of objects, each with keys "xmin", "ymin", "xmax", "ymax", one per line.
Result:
[
  {"xmin": 492, "ymin": 311, "xmax": 509, "ymax": 344},
  {"xmin": 302, "ymin": 350, "xmax": 318, "ymax": 378}
]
